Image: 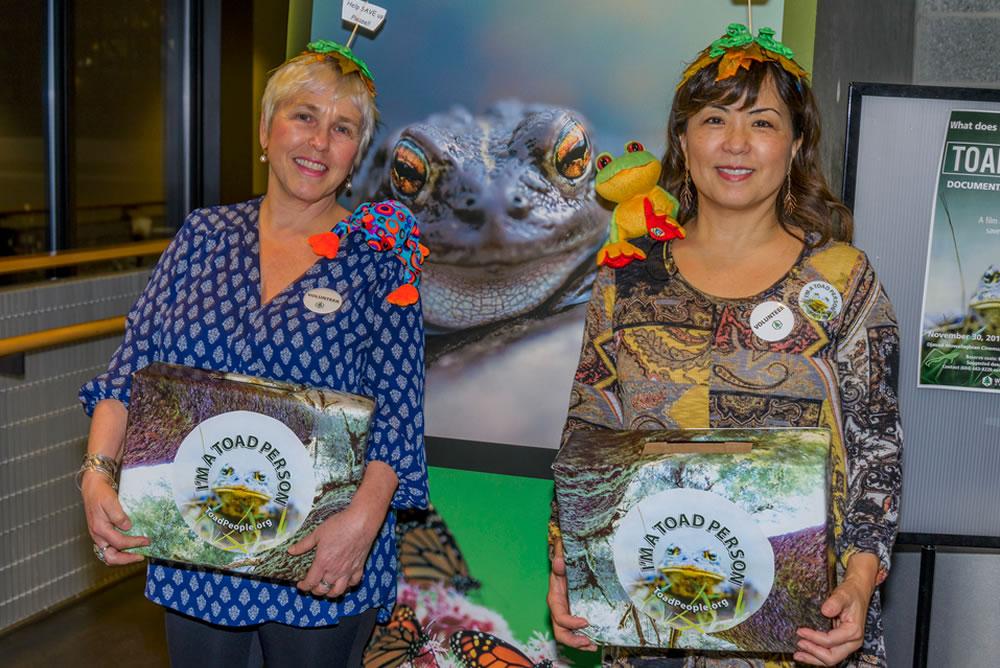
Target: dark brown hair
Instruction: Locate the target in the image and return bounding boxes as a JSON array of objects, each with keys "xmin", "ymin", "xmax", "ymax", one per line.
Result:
[{"xmin": 661, "ymin": 58, "xmax": 853, "ymax": 245}]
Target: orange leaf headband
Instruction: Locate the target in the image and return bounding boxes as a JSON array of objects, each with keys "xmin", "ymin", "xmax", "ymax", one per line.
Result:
[{"xmin": 678, "ymin": 24, "xmax": 808, "ymax": 90}]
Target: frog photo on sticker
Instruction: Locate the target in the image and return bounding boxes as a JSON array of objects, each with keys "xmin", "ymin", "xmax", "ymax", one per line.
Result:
[
  {"xmin": 798, "ymin": 280, "xmax": 843, "ymax": 322},
  {"xmin": 169, "ymin": 411, "xmax": 316, "ymax": 557}
]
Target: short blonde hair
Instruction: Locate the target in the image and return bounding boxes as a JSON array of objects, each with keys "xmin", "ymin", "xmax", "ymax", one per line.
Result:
[{"xmin": 261, "ymin": 53, "xmax": 379, "ymax": 171}]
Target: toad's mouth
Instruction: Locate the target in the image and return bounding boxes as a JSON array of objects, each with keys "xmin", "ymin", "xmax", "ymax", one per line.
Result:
[
  {"xmin": 212, "ymin": 486, "xmax": 271, "ymax": 504},
  {"xmin": 422, "ymin": 244, "xmax": 595, "ymax": 330},
  {"xmin": 659, "ymin": 566, "xmax": 725, "ymax": 583}
]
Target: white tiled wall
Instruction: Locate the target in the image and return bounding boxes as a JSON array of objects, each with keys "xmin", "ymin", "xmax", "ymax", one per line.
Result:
[{"xmin": 0, "ymin": 271, "xmax": 150, "ymax": 631}]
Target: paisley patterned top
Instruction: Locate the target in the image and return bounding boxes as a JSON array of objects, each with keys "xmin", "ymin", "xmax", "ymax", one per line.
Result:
[
  {"xmin": 562, "ymin": 237, "xmax": 902, "ymax": 668},
  {"xmin": 80, "ymin": 198, "xmax": 428, "ymax": 627}
]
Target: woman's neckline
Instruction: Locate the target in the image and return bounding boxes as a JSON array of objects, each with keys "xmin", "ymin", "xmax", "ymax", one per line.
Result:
[
  {"xmin": 661, "ymin": 234, "xmax": 813, "ymax": 303},
  {"xmin": 252, "ymin": 197, "xmax": 355, "ymax": 308}
]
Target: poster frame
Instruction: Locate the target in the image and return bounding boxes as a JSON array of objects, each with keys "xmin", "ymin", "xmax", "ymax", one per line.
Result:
[
  {"xmin": 841, "ymin": 81, "xmax": 1000, "ymax": 549},
  {"xmin": 841, "ymin": 83, "xmax": 1000, "ymax": 668},
  {"xmin": 842, "ymin": 82, "xmax": 1000, "ymax": 210}
]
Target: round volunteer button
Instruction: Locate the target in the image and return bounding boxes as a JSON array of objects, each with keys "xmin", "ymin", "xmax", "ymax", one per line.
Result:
[
  {"xmin": 749, "ymin": 300, "xmax": 795, "ymax": 342},
  {"xmin": 303, "ymin": 288, "xmax": 343, "ymax": 314}
]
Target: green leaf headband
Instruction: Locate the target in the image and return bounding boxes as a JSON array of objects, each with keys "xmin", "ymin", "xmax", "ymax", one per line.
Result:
[
  {"xmin": 304, "ymin": 39, "xmax": 377, "ymax": 98},
  {"xmin": 678, "ymin": 23, "xmax": 808, "ymax": 90}
]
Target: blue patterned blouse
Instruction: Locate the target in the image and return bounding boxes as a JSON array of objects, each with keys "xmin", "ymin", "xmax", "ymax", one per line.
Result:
[{"xmin": 80, "ymin": 197, "xmax": 429, "ymax": 626}]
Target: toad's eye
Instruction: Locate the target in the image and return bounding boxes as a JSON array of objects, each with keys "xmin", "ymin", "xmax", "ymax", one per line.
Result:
[
  {"xmin": 595, "ymin": 153, "xmax": 613, "ymax": 171},
  {"xmin": 220, "ymin": 465, "xmax": 234, "ymax": 477},
  {"xmin": 626, "ymin": 141, "xmax": 645, "ymax": 153},
  {"xmin": 390, "ymin": 138, "xmax": 429, "ymax": 199},
  {"xmin": 252, "ymin": 471, "xmax": 267, "ymax": 483},
  {"xmin": 667, "ymin": 545, "xmax": 681, "ymax": 556},
  {"xmin": 554, "ymin": 119, "xmax": 592, "ymax": 180},
  {"xmin": 703, "ymin": 550, "xmax": 718, "ymax": 562}
]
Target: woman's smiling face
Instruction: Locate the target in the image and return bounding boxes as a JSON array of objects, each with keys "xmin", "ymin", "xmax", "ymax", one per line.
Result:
[
  {"xmin": 261, "ymin": 69, "xmax": 362, "ymax": 208},
  {"xmin": 680, "ymin": 76, "xmax": 801, "ymax": 218}
]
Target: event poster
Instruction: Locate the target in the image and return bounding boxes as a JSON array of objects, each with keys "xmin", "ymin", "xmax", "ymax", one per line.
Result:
[{"xmin": 919, "ymin": 109, "xmax": 1000, "ymax": 392}]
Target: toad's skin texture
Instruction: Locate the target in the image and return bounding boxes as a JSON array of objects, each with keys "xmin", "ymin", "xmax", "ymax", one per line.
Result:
[
  {"xmin": 361, "ymin": 101, "xmax": 605, "ymax": 340},
  {"xmin": 594, "ymin": 142, "xmax": 682, "ymax": 268},
  {"xmin": 211, "ymin": 464, "xmax": 272, "ymax": 518}
]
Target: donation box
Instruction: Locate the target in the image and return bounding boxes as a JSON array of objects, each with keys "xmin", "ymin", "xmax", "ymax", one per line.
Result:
[
  {"xmin": 553, "ymin": 428, "xmax": 834, "ymax": 653},
  {"xmin": 118, "ymin": 362, "xmax": 374, "ymax": 582}
]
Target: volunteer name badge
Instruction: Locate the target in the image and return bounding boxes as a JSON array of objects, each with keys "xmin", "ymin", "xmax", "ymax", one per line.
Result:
[
  {"xmin": 750, "ymin": 301, "xmax": 795, "ymax": 341},
  {"xmin": 798, "ymin": 281, "xmax": 842, "ymax": 322},
  {"xmin": 612, "ymin": 489, "xmax": 776, "ymax": 633},
  {"xmin": 171, "ymin": 411, "xmax": 317, "ymax": 554},
  {"xmin": 304, "ymin": 287, "xmax": 343, "ymax": 314}
]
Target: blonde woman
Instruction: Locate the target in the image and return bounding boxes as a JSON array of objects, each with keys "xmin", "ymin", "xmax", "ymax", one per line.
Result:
[{"xmin": 79, "ymin": 42, "xmax": 427, "ymax": 667}]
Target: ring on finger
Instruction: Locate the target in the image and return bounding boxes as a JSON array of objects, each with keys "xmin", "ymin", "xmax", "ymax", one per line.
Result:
[
  {"xmin": 318, "ymin": 579, "xmax": 332, "ymax": 589},
  {"xmin": 93, "ymin": 543, "xmax": 108, "ymax": 564}
]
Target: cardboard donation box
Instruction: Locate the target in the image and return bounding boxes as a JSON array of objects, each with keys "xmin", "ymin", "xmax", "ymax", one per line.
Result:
[
  {"xmin": 119, "ymin": 362, "xmax": 374, "ymax": 581},
  {"xmin": 553, "ymin": 428, "xmax": 833, "ymax": 653}
]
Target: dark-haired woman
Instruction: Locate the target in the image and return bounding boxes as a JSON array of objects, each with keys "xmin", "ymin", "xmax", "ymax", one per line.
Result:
[{"xmin": 547, "ymin": 27, "xmax": 901, "ymax": 668}]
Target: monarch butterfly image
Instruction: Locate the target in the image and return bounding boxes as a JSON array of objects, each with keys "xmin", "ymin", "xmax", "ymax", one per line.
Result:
[
  {"xmin": 397, "ymin": 505, "xmax": 480, "ymax": 593},
  {"xmin": 449, "ymin": 630, "xmax": 553, "ymax": 668},
  {"xmin": 363, "ymin": 605, "xmax": 437, "ymax": 668}
]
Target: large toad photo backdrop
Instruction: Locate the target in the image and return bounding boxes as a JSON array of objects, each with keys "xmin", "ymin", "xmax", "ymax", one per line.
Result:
[{"xmin": 316, "ymin": 1, "xmax": 788, "ymax": 449}]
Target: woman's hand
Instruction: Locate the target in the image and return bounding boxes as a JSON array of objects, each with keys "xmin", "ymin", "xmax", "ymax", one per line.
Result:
[
  {"xmin": 288, "ymin": 503, "xmax": 380, "ymax": 598},
  {"xmin": 547, "ymin": 539, "xmax": 597, "ymax": 651},
  {"xmin": 288, "ymin": 460, "xmax": 397, "ymax": 598},
  {"xmin": 81, "ymin": 471, "xmax": 149, "ymax": 566},
  {"xmin": 81, "ymin": 400, "xmax": 148, "ymax": 566},
  {"xmin": 794, "ymin": 552, "xmax": 879, "ymax": 666}
]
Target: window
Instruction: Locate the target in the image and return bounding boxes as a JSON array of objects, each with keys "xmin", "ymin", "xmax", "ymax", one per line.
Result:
[{"xmin": 0, "ymin": 0, "xmax": 46, "ymax": 257}]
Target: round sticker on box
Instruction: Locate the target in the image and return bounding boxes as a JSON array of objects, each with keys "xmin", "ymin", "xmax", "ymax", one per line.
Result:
[
  {"xmin": 749, "ymin": 301, "xmax": 795, "ymax": 342},
  {"xmin": 612, "ymin": 489, "xmax": 775, "ymax": 633},
  {"xmin": 171, "ymin": 411, "xmax": 316, "ymax": 555},
  {"xmin": 798, "ymin": 281, "xmax": 842, "ymax": 322},
  {"xmin": 303, "ymin": 288, "xmax": 343, "ymax": 314}
]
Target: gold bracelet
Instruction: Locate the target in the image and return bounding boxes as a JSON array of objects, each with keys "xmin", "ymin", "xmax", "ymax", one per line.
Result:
[
  {"xmin": 82, "ymin": 453, "xmax": 120, "ymax": 478},
  {"xmin": 547, "ymin": 521, "xmax": 562, "ymax": 547},
  {"xmin": 76, "ymin": 454, "xmax": 120, "ymax": 491}
]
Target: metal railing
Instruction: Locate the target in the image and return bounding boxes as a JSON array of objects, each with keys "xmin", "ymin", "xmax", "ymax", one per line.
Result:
[
  {"xmin": 0, "ymin": 239, "xmax": 168, "ymax": 276},
  {"xmin": 0, "ymin": 237, "xmax": 167, "ymax": 356}
]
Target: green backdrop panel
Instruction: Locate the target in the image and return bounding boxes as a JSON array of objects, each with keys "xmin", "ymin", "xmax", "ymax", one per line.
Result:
[{"xmin": 427, "ymin": 465, "xmax": 598, "ymax": 666}]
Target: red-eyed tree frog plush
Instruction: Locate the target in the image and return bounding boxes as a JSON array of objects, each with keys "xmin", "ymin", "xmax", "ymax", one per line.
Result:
[{"xmin": 594, "ymin": 141, "xmax": 684, "ymax": 268}]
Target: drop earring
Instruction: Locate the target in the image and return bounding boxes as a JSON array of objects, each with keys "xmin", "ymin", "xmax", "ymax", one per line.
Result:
[
  {"xmin": 783, "ymin": 171, "xmax": 797, "ymax": 216},
  {"xmin": 680, "ymin": 166, "xmax": 693, "ymax": 209},
  {"xmin": 343, "ymin": 175, "xmax": 353, "ymax": 197},
  {"xmin": 259, "ymin": 150, "xmax": 268, "ymax": 163}
]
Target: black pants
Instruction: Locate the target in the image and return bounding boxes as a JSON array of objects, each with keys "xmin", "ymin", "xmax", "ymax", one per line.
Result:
[{"xmin": 164, "ymin": 607, "xmax": 379, "ymax": 668}]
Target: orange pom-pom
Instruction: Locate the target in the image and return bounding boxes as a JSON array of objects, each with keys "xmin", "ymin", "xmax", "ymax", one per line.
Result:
[
  {"xmin": 386, "ymin": 284, "xmax": 419, "ymax": 306},
  {"xmin": 308, "ymin": 232, "xmax": 340, "ymax": 258}
]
